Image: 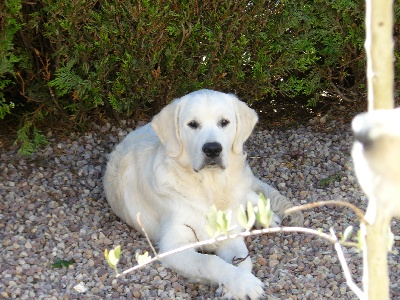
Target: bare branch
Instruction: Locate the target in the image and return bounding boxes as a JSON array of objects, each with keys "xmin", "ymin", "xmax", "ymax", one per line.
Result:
[
  {"xmin": 136, "ymin": 213, "xmax": 158, "ymax": 258},
  {"xmin": 285, "ymin": 200, "xmax": 367, "ymax": 225},
  {"xmin": 117, "ymin": 226, "xmax": 357, "ymax": 278},
  {"xmin": 329, "ymin": 228, "xmax": 365, "ymax": 299}
]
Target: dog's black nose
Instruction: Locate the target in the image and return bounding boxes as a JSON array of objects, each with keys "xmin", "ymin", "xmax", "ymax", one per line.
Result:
[{"xmin": 202, "ymin": 142, "xmax": 222, "ymax": 158}]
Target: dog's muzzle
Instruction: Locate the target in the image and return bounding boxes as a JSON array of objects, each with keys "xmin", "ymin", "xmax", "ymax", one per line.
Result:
[{"xmin": 196, "ymin": 142, "xmax": 224, "ymax": 171}]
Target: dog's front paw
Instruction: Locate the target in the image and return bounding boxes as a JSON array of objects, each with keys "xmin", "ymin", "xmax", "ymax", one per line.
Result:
[
  {"xmin": 220, "ymin": 270, "xmax": 264, "ymax": 300},
  {"xmin": 285, "ymin": 210, "xmax": 304, "ymax": 226}
]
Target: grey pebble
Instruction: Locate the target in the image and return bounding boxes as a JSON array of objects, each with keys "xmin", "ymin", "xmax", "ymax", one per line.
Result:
[{"xmin": 0, "ymin": 119, "xmax": 399, "ymax": 299}]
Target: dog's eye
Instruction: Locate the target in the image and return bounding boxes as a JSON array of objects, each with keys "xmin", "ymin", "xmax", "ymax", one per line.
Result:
[
  {"xmin": 220, "ymin": 119, "xmax": 230, "ymax": 128},
  {"xmin": 188, "ymin": 120, "xmax": 199, "ymax": 129}
]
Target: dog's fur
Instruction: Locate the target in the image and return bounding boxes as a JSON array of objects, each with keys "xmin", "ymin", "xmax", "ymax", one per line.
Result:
[
  {"xmin": 352, "ymin": 108, "xmax": 400, "ymax": 221},
  {"xmin": 104, "ymin": 89, "xmax": 303, "ymax": 299}
]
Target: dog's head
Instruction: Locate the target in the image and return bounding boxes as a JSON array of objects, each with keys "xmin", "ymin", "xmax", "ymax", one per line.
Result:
[{"xmin": 151, "ymin": 89, "xmax": 258, "ymax": 172}]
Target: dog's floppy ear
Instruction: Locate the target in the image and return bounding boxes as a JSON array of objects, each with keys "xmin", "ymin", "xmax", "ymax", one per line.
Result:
[
  {"xmin": 151, "ymin": 99, "xmax": 182, "ymax": 157},
  {"xmin": 232, "ymin": 97, "xmax": 258, "ymax": 154}
]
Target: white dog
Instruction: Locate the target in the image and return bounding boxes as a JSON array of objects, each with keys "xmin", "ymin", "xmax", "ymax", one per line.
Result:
[{"xmin": 104, "ymin": 89, "xmax": 303, "ymax": 299}]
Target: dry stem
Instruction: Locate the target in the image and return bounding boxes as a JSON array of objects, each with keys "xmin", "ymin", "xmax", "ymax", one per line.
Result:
[
  {"xmin": 117, "ymin": 226, "xmax": 359, "ymax": 278},
  {"xmin": 285, "ymin": 200, "xmax": 367, "ymax": 225}
]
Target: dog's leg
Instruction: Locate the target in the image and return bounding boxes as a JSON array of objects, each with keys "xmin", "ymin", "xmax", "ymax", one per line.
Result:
[
  {"xmin": 251, "ymin": 178, "xmax": 304, "ymax": 226},
  {"xmin": 159, "ymin": 228, "xmax": 264, "ymax": 300},
  {"xmin": 216, "ymin": 237, "xmax": 252, "ymax": 272}
]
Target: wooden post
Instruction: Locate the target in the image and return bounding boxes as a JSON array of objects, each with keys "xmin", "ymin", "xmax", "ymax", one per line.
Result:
[
  {"xmin": 362, "ymin": 0, "xmax": 395, "ymax": 299},
  {"xmin": 361, "ymin": 207, "xmax": 392, "ymax": 300},
  {"xmin": 365, "ymin": 0, "xmax": 395, "ymax": 110}
]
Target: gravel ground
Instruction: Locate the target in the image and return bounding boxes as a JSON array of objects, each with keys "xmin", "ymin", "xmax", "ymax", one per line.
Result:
[{"xmin": 1, "ymin": 118, "xmax": 399, "ymax": 300}]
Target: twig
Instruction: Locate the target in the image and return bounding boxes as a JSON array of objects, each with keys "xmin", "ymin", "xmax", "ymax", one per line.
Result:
[
  {"xmin": 329, "ymin": 228, "xmax": 365, "ymax": 299},
  {"xmin": 285, "ymin": 200, "xmax": 367, "ymax": 225},
  {"xmin": 184, "ymin": 224, "xmax": 200, "ymax": 242},
  {"xmin": 136, "ymin": 213, "xmax": 158, "ymax": 258},
  {"xmin": 232, "ymin": 253, "xmax": 250, "ymax": 266}
]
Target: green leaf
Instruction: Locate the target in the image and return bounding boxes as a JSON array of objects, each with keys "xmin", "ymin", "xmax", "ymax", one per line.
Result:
[
  {"xmin": 105, "ymin": 245, "xmax": 121, "ymax": 270},
  {"xmin": 206, "ymin": 205, "xmax": 219, "ymax": 237},
  {"xmin": 51, "ymin": 258, "xmax": 75, "ymax": 269},
  {"xmin": 217, "ymin": 210, "xmax": 230, "ymax": 234},
  {"xmin": 238, "ymin": 205, "xmax": 249, "ymax": 229},
  {"xmin": 341, "ymin": 226, "xmax": 353, "ymax": 242},
  {"xmin": 135, "ymin": 251, "xmax": 151, "ymax": 265},
  {"xmin": 246, "ymin": 201, "xmax": 256, "ymax": 229},
  {"xmin": 205, "ymin": 223, "xmax": 216, "ymax": 238},
  {"xmin": 255, "ymin": 194, "xmax": 272, "ymax": 228},
  {"xmin": 114, "ymin": 245, "xmax": 121, "ymax": 260},
  {"xmin": 206, "ymin": 206, "xmax": 234, "ymax": 237},
  {"xmin": 238, "ymin": 201, "xmax": 256, "ymax": 231}
]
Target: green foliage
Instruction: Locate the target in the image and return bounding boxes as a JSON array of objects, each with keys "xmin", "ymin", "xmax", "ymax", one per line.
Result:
[
  {"xmin": 238, "ymin": 201, "xmax": 257, "ymax": 231},
  {"xmin": 15, "ymin": 113, "xmax": 49, "ymax": 155},
  {"xmin": 319, "ymin": 173, "xmax": 343, "ymax": 187},
  {"xmin": 51, "ymin": 258, "xmax": 75, "ymax": 269},
  {"xmin": 341, "ymin": 225, "xmax": 354, "ymax": 242},
  {"xmin": 135, "ymin": 250, "xmax": 151, "ymax": 266},
  {"xmin": 270, "ymin": 0, "xmax": 367, "ymax": 105},
  {"xmin": 238, "ymin": 194, "xmax": 273, "ymax": 230},
  {"xmin": 254, "ymin": 194, "xmax": 273, "ymax": 228},
  {"xmin": 207, "ymin": 193, "xmax": 273, "ymax": 238},
  {"xmin": 206, "ymin": 205, "xmax": 234, "ymax": 238},
  {"xmin": 0, "ymin": 0, "xmax": 23, "ymax": 119},
  {"xmin": 105, "ymin": 245, "xmax": 121, "ymax": 273},
  {"xmin": 1, "ymin": 0, "xmax": 399, "ymax": 152}
]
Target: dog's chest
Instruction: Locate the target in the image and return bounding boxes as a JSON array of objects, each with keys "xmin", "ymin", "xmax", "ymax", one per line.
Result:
[{"xmin": 190, "ymin": 171, "xmax": 248, "ymax": 211}]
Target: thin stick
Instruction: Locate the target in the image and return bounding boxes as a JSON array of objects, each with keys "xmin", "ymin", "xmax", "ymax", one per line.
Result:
[
  {"xmin": 136, "ymin": 213, "xmax": 158, "ymax": 258},
  {"xmin": 329, "ymin": 228, "xmax": 365, "ymax": 299},
  {"xmin": 285, "ymin": 200, "xmax": 367, "ymax": 224}
]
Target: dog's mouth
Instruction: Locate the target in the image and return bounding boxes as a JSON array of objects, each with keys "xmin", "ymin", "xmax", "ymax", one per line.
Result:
[
  {"xmin": 195, "ymin": 158, "xmax": 225, "ymax": 172},
  {"xmin": 206, "ymin": 161, "xmax": 223, "ymax": 168}
]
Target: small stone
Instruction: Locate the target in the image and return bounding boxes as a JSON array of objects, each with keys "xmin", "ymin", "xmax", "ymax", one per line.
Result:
[
  {"xmin": 332, "ymin": 265, "xmax": 341, "ymax": 275},
  {"xmin": 172, "ymin": 282, "xmax": 184, "ymax": 292},
  {"xmin": 277, "ymin": 182, "xmax": 286, "ymax": 189},
  {"xmin": 257, "ymin": 256, "xmax": 267, "ymax": 266},
  {"xmin": 133, "ymin": 291, "xmax": 141, "ymax": 298},
  {"xmin": 299, "ymin": 191, "xmax": 309, "ymax": 198},
  {"xmin": 269, "ymin": 254, "xmax": 278, "ymax": 260},
  {"xmin": 269, "ymin": 259, "xmax": 280, "ymax": 268}
]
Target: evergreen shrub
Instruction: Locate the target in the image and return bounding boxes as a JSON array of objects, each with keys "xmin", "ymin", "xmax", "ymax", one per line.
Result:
[{"xmin": 0, "ymin": 0, "xmax": 399, "ymax": 153}]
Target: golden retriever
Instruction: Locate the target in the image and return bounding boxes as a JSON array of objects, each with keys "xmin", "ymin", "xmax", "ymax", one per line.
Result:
[{"xmin": 104, "ymin": 89, "xmax": 303, "ymax": 299}]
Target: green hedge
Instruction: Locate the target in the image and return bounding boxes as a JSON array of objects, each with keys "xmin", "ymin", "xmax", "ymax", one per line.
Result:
[{"xmin": 1, "ymin": 0, "xmax": 399, "ymax": 153}]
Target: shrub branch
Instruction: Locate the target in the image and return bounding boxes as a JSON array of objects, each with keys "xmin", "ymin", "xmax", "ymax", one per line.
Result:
[
  {"xmin": 116, "ymin": 225, "xmax": 359, "ymax": 278},
  {"xmin": 285, "ymin": 200, "xmax": 367, "ymax": 224}
]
